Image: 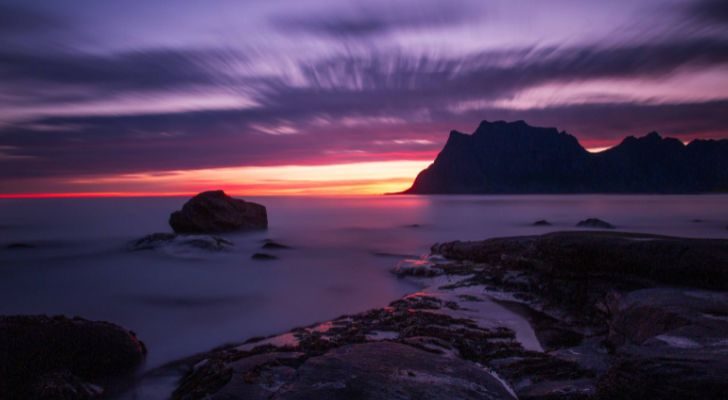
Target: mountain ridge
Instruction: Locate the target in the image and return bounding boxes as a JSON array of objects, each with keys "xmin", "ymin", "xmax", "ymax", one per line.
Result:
[{"xmin": 402, "ymin": 120, "xmax": 728, "ymax": 194}]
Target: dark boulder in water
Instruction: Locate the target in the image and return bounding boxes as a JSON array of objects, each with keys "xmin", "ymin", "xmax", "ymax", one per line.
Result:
[
  {"xmin": 252, "ymin": 252, "xmax": 277, "ymax": 260},
  {"xmin": 131, "ymin": 233, "xmax": 233, "ymax": 251},
  {"xmin": 0, "ymin": 315, "xmax": 146, "ymax": 398},
  {"xmin": 261, "ymin": 239, "xmax": 291, "ymax": 250},
  {"xmin": 532, "ymin": 219, "xmax": 552, "ymax": 226},
  {"xmin": 169, "ymin": 190, "xmax": 267, "ymax": 234},
  {"xmin": 576, "ymin": 218, "xmax": 615, "ymax": 229}
]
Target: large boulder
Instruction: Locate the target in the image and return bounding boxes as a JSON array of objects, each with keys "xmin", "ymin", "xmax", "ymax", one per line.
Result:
[
  {"xmin": 169, "ymin": 190, "xmax": 267, "ymax": 234},
  {"xmin": 0, "ymin": 315, "xmax": 146, "ymax": 399}
]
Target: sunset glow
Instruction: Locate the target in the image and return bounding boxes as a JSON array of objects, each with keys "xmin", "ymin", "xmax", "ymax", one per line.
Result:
[{"xmin": 1, "ymin": 161, "xmax": 431, "ymax": 198}]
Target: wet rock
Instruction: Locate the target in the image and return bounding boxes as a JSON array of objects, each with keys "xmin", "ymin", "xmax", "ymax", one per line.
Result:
[
  {"xmin": 169, "ymin": 190, "xmax": 267, "ymax": 234},
  {"xmin": 261, "ymin": 239, "xmax": 291, "ymax": 250},
  {"xmin": 131, "ymin": 233, "xmax": 233, "ymax": 251},
  {"xmin": 532, "ymin": 219, "xmax": 552, "ymax": 226},
  {"xmin": 32, "ymin": 370, "xmax": 104, "ymax": 399},
  {"xmin": 597, "ymin": 354, "xmax": 728, "ymax": 400},
  {"xmin": 252, "ymin": 253, "xmax": 278, "ymax": 260},
  {"xmin": 0, "ymin": 315, "xmax": 146, "ymax": 399},
  {"xmin": 433, "ymin": 231, "xmax": 728, "ymax": 291},
  {"xmin": 576, "ymin": 218, "xmax": 615, "ymax": 229},
  {"xmin": 607, "ymin": 288, "xmax": 728, "ymax": 349},
  {"xmin": 276, "ymin": 342, "xmax": 515, "ymax": 399},
  {"xmin": 431, "ymin": 231, "xmax": 728, "ymax": 398},
  {"xmin": 404, "ymin": 223, "xmax": 422, "ymax": 228}
]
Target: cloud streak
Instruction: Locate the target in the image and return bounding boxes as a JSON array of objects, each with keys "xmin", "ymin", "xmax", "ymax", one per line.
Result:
[{"xmin": 271, "ymin": 0, "xmax": 479, "ymax": 37}]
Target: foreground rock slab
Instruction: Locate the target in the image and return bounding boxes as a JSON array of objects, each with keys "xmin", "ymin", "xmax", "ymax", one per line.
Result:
[
  {"xmin": 170, "ymin": 190, "xmax": 267, "ymax": 234},
  {"xmin": 0, "ymin": 315, "xmax": 146, "ymax": 399}
]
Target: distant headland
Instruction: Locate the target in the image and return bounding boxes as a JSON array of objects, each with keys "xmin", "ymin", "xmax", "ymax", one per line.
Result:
[{"xmin": 403, "ymin": 120, "xmax": 728, "ymax": 194}]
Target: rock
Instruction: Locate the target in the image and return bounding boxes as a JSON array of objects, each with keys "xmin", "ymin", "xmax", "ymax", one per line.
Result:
[
  {"xmin": 430, "ymin": 231, "xmax": 728, "ymax": 399},
  {"xmin": 261, "ymin": 239, "xmax": 291, "ymax": 250},
  {"xmin": 274, "ymin": 342, "xmax": 515, "ymax": 399},
  {"xmin": 169, "ymin": 190, "xmax": 267, "ymax": 234},
  {"xmin": 5, "ymin": 242, "xmax": 35, "ymax": 249},
  {"xmin": 32, "ymin": 370, "xmax": 104, "ymax": 399},
  {"xmin": 252, "ymin": 253, "xmax": 277, "ymax": 260},
  {"xmin": 576, "ymin": 218, "xmax": 615, "ymax": 229},
  {"xmin": 131, "ymin": 233, "xmax": 233, "ymax": 251},
  {"xmin": 532, "ymin": 219, "xmax": 552, "ymax": 226},
  {"xmin": 0, "ymin": 315, "xmax": 146, "ymax": 398},
  {"xmin": 606, "ymin": 288, "xmax": 728, "ymax": 349}
]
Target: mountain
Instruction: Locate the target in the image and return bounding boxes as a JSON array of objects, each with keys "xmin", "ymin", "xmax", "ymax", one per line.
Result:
[{"xmin": 403, "ymin": 120, "xmax": 728, "ymax": 194}]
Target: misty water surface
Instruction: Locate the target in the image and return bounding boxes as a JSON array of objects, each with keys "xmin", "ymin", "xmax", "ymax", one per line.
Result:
[{"xmin": 1, "ymin": 195, "xmax": 727, "ymax": 370}]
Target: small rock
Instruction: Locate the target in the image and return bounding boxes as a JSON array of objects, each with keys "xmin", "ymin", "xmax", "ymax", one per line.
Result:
[
  {"xmin": 169, "ymin": 190, "xmax": 267, "ymax": 234},
  {"xmin": 261, "ymin": 239, "xmax": 291, "ymax": 250},
  {"xmin": 252, "ymin": 253, "xmax": 278, "ymax": 260},
  {"xmin": 532, "ymin": 220, "xmax": 552, "ymax": 226},
  {"xmin": 404, "ymin": 224, "xmax": 422, "ymax": 228},
  {"xmin": 576, "ymin": 218, "xmax": 615, "ymax": 229}
]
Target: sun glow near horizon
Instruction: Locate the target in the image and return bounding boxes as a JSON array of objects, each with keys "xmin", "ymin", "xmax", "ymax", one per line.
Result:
[{"xmin": 1, "ymin": 160, "xmax": 431, "ymax": 198}]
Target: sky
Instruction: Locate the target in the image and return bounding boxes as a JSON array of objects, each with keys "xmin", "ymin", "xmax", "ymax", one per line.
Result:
[{"xmin": 1, "ymin": 0, "xmax": 727, "ymax": 196}]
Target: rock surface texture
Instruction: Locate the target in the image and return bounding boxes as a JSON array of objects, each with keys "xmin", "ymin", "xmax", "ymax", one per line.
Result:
[
  {"xmin": 0, "ymin": 315, "xmax": 146, "ymax": 399},
  {"xmin": 170, "ymin": 190, "xmax": 267, "ymax": 233}
]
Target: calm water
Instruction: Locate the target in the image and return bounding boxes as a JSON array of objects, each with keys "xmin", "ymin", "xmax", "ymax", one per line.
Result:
[{"xmin": 1, "ymin": 195, "xmax": 727, "ymax": 371}]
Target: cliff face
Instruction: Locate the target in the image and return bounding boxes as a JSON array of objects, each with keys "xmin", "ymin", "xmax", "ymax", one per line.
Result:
[{"xmin": 403, "ymin": 120, "xmax": 728, "ymax": 194}]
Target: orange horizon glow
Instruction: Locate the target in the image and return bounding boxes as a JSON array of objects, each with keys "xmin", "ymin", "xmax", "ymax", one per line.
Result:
[{"xmin": 0, "ymin": 160, "xmax": 431, "ymax": 199}]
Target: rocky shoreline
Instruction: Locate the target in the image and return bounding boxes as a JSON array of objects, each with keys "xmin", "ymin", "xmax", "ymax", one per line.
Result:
[
  {"xmin": 3, "ymin": 227, "xmax": 727, "ymax": 399},
  {"xmin": 137, "ymin": 230, "xmax": 728, "ymax": 400}
]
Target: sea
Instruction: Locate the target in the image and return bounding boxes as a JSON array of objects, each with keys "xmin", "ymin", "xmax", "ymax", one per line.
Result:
[{"xmin": 1, "ymin": 194, "xmax": 727, "ymax": 393}]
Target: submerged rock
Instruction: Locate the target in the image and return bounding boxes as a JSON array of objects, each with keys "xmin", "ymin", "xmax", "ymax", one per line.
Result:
[
  {"xmin": 261, "ymin": 239, "xmax": 291, "ymax": 250},
  {"xmin": 131, "ymin": 233, "xmax": 233, "ymax": 251},
  {"xmin": 0, "ymin": 315, "xmax": 146, "ymax": 399},
  {"xmin": 169, "ymin": 190, "xmax": 267, "ymax": 234},
  {"xmin": 576, "ymin": 218, "xmax": 615, "ymax": 229},
  {"xmin": 252, "ymin": 252, "xmax": 278, "ymax": 260}
]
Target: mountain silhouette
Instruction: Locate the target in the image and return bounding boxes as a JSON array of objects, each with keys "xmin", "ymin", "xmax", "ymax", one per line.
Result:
[{"xmin": 403, "ymin": 120, "xmax": 728, "ymax": 194}]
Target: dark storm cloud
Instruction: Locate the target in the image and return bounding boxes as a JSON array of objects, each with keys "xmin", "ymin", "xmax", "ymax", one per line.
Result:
[
  {"xmin": 0, "ymin": 4, "xmax": 64, "ymax": 35},
  {"xmin": 256, "ymin": 37, "xmax": 728, "ymax": 115},
  {"xmin": 0, "ymin": 48, "xmax": 244, "ymax": 100},
  {"xmin": 687, "ymin": 0, "xmax": 728, "ymax": 25},
  {"xmin": 271, "ymin": 1, "xmax": 477, "ymax": 37}
]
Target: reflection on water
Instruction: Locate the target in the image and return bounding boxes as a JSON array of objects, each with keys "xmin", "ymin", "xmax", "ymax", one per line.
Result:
[{"xmin": 0, "ymin": 195, "xmax": 727, "ymax": 370}]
